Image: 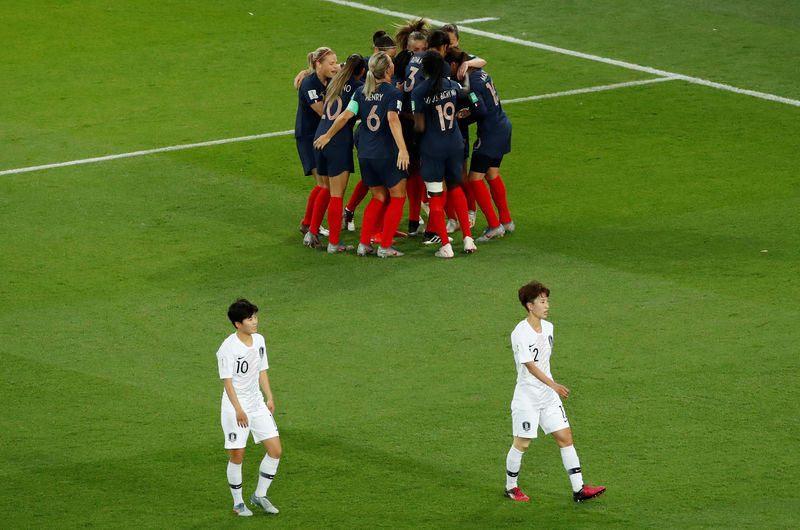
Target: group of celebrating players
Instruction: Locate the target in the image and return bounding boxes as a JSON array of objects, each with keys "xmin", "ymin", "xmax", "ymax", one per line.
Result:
[{"xmin": 294, "ymin": 20, "xmax": 514, "ymax": 258}]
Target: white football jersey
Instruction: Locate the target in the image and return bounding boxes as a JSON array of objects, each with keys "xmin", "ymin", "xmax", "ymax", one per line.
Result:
[
  {"xmin": 216, "ymin": 332, "xmax": 269, "ymax": 413},
  {"xmin": 511, "ymin": 319, "xmax": 556, "ymax": 406}
]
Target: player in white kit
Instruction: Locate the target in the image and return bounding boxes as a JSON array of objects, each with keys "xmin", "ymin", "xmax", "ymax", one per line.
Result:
[
  {"xmin": 504, "ymin": 282, "xmax": 606, "ymax": 503},
  {"xmin": 217, "ymin": 299, "xmax": 282, "ymax": 516}
]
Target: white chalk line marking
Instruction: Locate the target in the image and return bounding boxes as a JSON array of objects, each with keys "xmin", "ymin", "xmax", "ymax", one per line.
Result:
[
  {"xmin": 0, "ymin": 130, "xmax": 294, "ymax": 177},
  {"xmin": 455, "ymin": 17, "xmax": 498, "ymax": 24},
  {"xmin": 502, "ymin": 76, "xmax": 678, "ymax": 104},
  {"xmin": 0, "ymin": 78, "xmax": 678, "ymax": 177},
  {"xmin": 322, "ymin": 0, "xmax": 800, "ymax": 108}
]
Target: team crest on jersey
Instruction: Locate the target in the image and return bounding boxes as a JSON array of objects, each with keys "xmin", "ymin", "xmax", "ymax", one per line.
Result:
[
  {"xmin": 548, "ymin": 335, "xmax": 553, "ymax": 348},
  {"xmin": 522, "ymin": 421, "xmax": 531, "ymax": 432},
  {"xmin": 308, "ymin": 89, "xmax": 318, "ymax": 100},
  {"xmin": 228, "ymin": 433, "xmax": 237, "ymax": 442}
]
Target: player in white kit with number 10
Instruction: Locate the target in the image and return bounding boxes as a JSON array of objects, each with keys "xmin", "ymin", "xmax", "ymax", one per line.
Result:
[
  {"xmin": 216, "ymin": 298, "xmax": 282, "ymax": 517},
  {"xmin": 505, "ymin": 282, "xmax": 606, "ymax": 503}
]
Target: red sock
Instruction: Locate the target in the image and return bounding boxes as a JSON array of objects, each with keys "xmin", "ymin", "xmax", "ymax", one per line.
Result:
[
  {"xmin": 328, "ymin": 196, "xmax": 343, "ymax": 245},
  {"xmin": 488, "ymin": 175, "xmax": 511, "ymax": 224},
  {"xmin": 309, "ymin": 188, "xmax": 330, "ymax": 235},
  {"xmin": 360, "ymin": 198, "xmax": 384, "ymax": 245},
  {"xmin": 443, "ymin": 189, "xmax": 454, "ymax": 220},
  {"xmin": 463, "ymin": 179, "xmax": 477, "ymax": 212},
  {"xmin": 381, "ymin": 197, "xmax": 406, "ymax": 248},
  {"xmin": 448, "ymin": 186, "xmax": 472, "ymax": 239},
  {"xmin": 302, "ymin": 185, "xmax": 322, "ymax": 225},
  {"xmin": 469, "ymin": 179, "xmax": 500, "ymax": 227},
  {"xmin": 407, "ymin": 173, "xmax": 424, "ymax": 222},
  {"xmin": 428, "ymin": 196, "xmax": 449, "ymax": 244},
  {"xmin": 347, "ymin": 180, "xmax": 369, "ymax": 211}
]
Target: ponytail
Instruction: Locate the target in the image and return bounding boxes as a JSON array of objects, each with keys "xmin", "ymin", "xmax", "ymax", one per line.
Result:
[
  {"xmin": 363, "ymin": 51, "xmax": 391, "ymax": 98},
  {"xmin": 421, "ymin": 50, "xmax": 445, "ymax": 97},
  {"xmin": 325, "ymin": 54, "xmax": 366, "ymax": 104}
]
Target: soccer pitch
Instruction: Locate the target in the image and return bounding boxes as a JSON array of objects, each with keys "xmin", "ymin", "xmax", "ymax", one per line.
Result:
[{"xmin": 1, "ymin": 1, "xmax": 798, "ymax": 527}]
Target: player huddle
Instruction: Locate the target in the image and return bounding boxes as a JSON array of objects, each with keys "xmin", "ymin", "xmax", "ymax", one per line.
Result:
[{"xmin": 294, "ymin": 20, "xmax": 514, "ymax": 258}]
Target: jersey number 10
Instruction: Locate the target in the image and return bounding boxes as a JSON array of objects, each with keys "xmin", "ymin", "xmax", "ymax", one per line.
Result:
[{"xmin": 235, "ymin": 360, "xmax": 249, "ymax": 374}]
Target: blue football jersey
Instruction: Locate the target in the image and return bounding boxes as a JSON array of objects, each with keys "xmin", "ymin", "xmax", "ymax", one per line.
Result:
[
  {"xmin": 314, "ymin": 78, "xmax": 364, "ymax": 144},
  {"xmin": 411, "ymin": 77, "xmax": 464, "ymax": 156},
  {"xmin": 468, "ymin": 69, "xmax": 511, "ymax": 156},
  {"xmin": 295, "ymin": 74, "xmax": 327, "ymax": 138},
  {"xmin": 347, "ymin": 82, "xmax": 404, "ymax": 159}
]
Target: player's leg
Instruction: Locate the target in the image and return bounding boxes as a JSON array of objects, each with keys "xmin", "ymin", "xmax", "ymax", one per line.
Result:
[
  {"xmin": 250, "ymin": 415, "xmax": 281, "ymax": 514},
  {"xmin": 506, "ymin": 406, "xmax": 538, "ymax": 501},
  {"xmin": 468, "ymin": 154, "xmax": 504, "ymax": 241},
  {"xmin": 486, "ymin": 166, "xmax": 513, "ymax": 229},
  {"xmin": 222, "ymin": 407, "xmax": 252, "ymax": 516},
  {"xmin": 546, "ymin": 405, "xmax": 606, "ymax": 503},
  {"xmin": 378, "ymin": 175, "xmax": 407, "ymax": 257},
  {"xmin": 327, "ymin": 171, "xmax": 353, "ymax": 252}
]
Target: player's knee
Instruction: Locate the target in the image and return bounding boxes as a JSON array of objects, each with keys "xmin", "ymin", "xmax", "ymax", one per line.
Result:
[{"xmin": 228, "ymin": 448, "xmax": 245, "ymax": 464}]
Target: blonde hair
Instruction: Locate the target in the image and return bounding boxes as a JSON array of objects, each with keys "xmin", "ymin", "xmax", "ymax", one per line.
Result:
[
  {"xmin": 363, "ymin": 51, "xmax": 391, "ymax": 98},
  {"xmin": 307, "ymin": 47, "xmax": 334, "ymax": 71},
  {"xmin": 325, "ymin": 54, "xmax": 366, "ymax": 104},
  {"xmin": 394, "ymin": 18, "xmax": 428, "ymax": 50}
]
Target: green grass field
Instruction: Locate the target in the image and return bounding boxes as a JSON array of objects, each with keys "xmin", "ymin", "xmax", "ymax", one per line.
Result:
[{"xmin": 1, "ymin": 0, "xmax": 798, "ymax": 527}]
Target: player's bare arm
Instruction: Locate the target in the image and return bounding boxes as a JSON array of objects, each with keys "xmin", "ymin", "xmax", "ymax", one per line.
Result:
[
  {"xmin": 259, "ymin": 370, "xmax": 275, "ymax": 414},
  {"xmin": 387, "ymin": 111, "xmax": 409, "ymax": 170},
  {"xmin": 222, "ymin": 378, "xmax": 249, "ymax": 427},
  {"xmin": 523, "ymin": 361, "xmax": 570, "ymax": 398},
  {"xmin": 313, "ymin": 110, "xmax": 355, "ymax": 149}
]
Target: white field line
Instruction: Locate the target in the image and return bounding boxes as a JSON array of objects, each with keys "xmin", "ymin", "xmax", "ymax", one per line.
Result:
[
  {"xmin": 502, "ymin": 76, "xmax": 679, "ymax": 104},
  {"xmin": 0, "ymin": 130, "xmax": 293, "ymax": 177},
  {"xmin": 322, "ymin": 0, "xmax": 800, "ymax": 108},
  {"xmin": 455, "ymin": 17, "xmax": 499, "ymax": 24},
  {"xmin": 0, "ymin": 79, "xmax": 673, "ymax": 177}
]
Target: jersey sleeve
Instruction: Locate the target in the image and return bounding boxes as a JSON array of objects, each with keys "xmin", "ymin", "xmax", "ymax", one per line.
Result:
[
  {"xmin": 388, "ymin": 88, "xmax": 402, "ymax": 114},
  {"xmin": 257, "ymin": 336, "xmax": 269, "ymax": 371},
  {"xmin": 512, "ymin": 329, "xmax": 535, "ymax": 364},
  {"xmin": 217, "ymin": 341, "xmax": 234, "ymax": 379}
]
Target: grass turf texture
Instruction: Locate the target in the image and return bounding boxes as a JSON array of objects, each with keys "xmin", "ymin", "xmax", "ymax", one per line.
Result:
[{"xmin": 1, "ymin": 0, "xmax": 798, "ymax": 527}]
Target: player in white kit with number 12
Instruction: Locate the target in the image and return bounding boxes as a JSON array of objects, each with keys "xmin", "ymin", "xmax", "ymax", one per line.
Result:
[
  {"xmin": 504, "ymin": 282, "xmax": 606, "ymax": 503},
  {"xmin": 216, "ymin": 298, "xmax": 282, "ymax": 517}
]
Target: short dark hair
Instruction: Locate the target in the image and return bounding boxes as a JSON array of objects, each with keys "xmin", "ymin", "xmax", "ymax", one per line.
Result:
[
  {"xmin": 426, "ymin": 29, "xmax": 450, "ymax": 51},
  {"xmin": 228, "ymin": 298, "xmax": 258, "ymax": 327},
  {"xmin": 518, "ymin": 282, "xmax": 550, "ymax": 309}
]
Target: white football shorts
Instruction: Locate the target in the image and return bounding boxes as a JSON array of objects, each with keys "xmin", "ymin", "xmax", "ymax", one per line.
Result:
[
  {"xmin": 511, "ymin": 397, "xmax": 570, "ymax": 438},
  {"xmin": 221, "ymin": 399, "xmax": 279, "ymax": 449}
]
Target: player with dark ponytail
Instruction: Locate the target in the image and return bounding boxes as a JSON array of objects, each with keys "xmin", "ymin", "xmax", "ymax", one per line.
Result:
[
  {"xmin": 314, "ymin": 52, "xmax": 409, "ymax": 258},
  {"xmin": 411, "ymin": 48, "xmax": 475, "ymax": 258},
  {"xmin": 305, "ymin": 54, "xmax": 366, "ymax": 253}
]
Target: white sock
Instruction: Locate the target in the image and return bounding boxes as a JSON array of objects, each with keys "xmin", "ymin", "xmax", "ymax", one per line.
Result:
[
  {"xmin": 506, "ymin": 446, "xmax": 524, "ymax": 490},
  {"xmin": 560, "ymin": 445, "xmax": 583, "ymax": 492},
  {"xmin": 255, "ymin": 455, "xmax": 279, "ymax": 497},
  {"xmin": 227, "ymin": 461, "xmax": 244, "ymax": 504}
]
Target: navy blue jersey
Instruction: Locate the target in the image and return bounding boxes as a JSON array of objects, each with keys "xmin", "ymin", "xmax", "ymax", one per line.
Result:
[
  {"xmin": 401, "ymin": 53, "xmax": 425, "ymax": 114},
  {"xmin": 468, "ymin": 69, "xmax": 511, "ymax": 156},
  {"xmin": 347, "ymin": 82, "xmax": 403, "ymax": 159},
  {"xmin": 314, "ymin": 78, "xmax": 364, "ymax": 144},
  {"xmin": 295, "ymin": 74, "xmax": 327, "ymax": 138},
  {"xmin": 402, "ymin": 53, "xmax": 450, "ymax": 113},
  {"xmin": 411, "ymin": 77, "xmax": 463, "ymax": 156}
]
